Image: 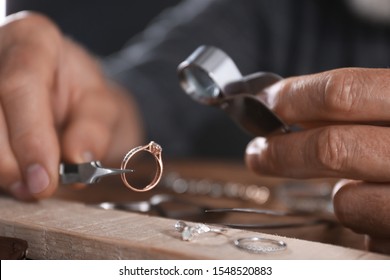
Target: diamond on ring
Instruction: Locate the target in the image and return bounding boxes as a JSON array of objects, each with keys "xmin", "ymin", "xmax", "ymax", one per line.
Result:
[
  {"xmin": 174, "ymin": 220, "xmax": 227, "ymax": 241},
  {"xmin": 120, "ymin": 141, "xmax": 163, "ymax": 192}
]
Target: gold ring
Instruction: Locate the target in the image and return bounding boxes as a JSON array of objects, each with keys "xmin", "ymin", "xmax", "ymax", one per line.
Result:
[{"xmin": 120, "ymin": 141, "xmax": 163, "ymax": 192}]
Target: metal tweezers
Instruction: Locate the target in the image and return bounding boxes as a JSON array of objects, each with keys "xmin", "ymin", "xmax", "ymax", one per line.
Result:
[{"xmin": 59, "ymin": 161, "xmax": 133, "ymax": 185}]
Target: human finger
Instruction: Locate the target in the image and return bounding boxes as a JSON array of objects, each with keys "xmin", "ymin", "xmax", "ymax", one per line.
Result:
[
  {"xmin": 0, "ymin": 13, "xmax": 62, "ymax": 199},
  {"xmin": 245, "ymin": 125, "xmax": 390, "ymax": 181},
  {"xmin": 366, "ymin": 236, "xmax": 390, "ymax": 255},
  {"xmin": 263, "ymin": 68, "xmax": 390, "ymax": 125},
  {"xmin": 57, "ymin": 39, "xmax": 123, "ymax": 165},
  {"xmin": 61, "ymin": 89, "xmax": 117, "ymax": 164},
  {"xmin": 333, "ymin": 180, "xmax": 390, "ymax": 254},
  {"xmin": 0, "ymin": 110, "xmax": 33, "ymax": 200}
]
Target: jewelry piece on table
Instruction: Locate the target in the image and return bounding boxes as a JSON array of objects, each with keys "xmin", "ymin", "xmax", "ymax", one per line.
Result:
[
  {"xmin": 233, "ymin": 236, "xmax": 287, "ymax": 254},
  {"xmin": 162, "ymin": 172, "xmax": 271, "ymax": 205},
  {"xmin": 174, "ymin": 220, "xmax": 227, "ymax": 241},
  {"xmin": 120, "ymin": 141, "xmax": 163, "ymax": 192}
]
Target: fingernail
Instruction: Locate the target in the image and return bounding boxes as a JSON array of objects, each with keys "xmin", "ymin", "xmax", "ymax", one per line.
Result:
[
  {"xmin": 262, "ymin": 82, "xmax": 282, "ymax": 108},
  {"xmin": 332, "ymin": 179, "xmax": 353, "ymax": 198},
  {"xmin": 26, "ymin": 164, "xmax": 50, "ymax": 194},
  {"xmin": 9, "ymin": 181, "xmax": 32, "ymax": 200},
  {"xmin": 246, "ymin": 137, "xmax": 268, "ymax": 155}
]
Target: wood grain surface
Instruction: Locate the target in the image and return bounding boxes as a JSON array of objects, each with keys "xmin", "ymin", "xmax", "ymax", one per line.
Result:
[
  {"xmin": 0, "ymin": 160, "xmax": 388, "ymax": 260},
  {"xmin": 0, "ymin": 196, "xmax": 388, "ymax": 260}
]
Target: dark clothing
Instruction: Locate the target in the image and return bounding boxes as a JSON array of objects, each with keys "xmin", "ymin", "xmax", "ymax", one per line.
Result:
[
  {"xmin": 6, "ymin": 0, "xmax": 181, "ymax": 56},
  {"xmin": 93, "ymin": 0, "xmax": 390, "ymax": 158}
]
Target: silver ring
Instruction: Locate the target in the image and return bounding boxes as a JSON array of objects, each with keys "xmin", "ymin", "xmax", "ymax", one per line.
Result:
[
  {"xmin": 233, "ymin": 236, "xmax": 287, "ymax": 253},
  {"xmin": 174, "ymin": 220, "xmax": 227, "ymax": 241}
]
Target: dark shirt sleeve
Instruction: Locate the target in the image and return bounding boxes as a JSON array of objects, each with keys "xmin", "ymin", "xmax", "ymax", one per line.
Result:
[
  {"xmin": 103, "ymin": 0, "xmax": 269, "ymax": 159},
  {"xmin": 103, "ymin": 0, "xmax": 390, "ymax": 159}
]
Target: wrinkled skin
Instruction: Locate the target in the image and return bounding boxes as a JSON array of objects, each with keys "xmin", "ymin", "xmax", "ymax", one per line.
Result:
[
  {"xmin": 246, "ymin": 68, "xmax": 390, "ymax": 254},
  {"xmin": 1, "ymin": 11, "xmax": 389, "ymax": 255}
]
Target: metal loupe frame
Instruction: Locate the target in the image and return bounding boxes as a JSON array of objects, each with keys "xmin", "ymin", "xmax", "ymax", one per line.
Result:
[{"xmin": 178, "ymin": 45, "xmax": 289, "ymax": 136}]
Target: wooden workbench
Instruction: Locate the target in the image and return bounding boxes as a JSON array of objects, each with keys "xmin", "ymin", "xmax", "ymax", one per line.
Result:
[{"xmin": 0, "ymin": 160, "xmax": 388, "ymax": 259}]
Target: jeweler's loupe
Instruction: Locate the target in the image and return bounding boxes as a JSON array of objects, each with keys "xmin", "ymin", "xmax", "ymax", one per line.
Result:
[{"xmin": 178, "ymin": 45, "xmax": 289, "ymax": 136}]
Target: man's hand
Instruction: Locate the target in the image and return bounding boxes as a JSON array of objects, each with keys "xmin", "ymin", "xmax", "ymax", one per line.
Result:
[
  {"xmin": 245, "ymin": 67, "xmax": 390, "ymax": 254},
  {"xmin": 0, "ymin": 12, "xmax": 143, "ymax": 200},
  {"xmin": 333, "ymin": 180, "xmax": 390, "ymax": 255}
]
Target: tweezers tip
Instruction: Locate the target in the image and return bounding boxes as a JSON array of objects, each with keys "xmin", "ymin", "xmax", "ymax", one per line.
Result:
[
  {"xmin": 119, "ymin": 168, "xmax": 134, "ymax": 174},
  {"xmin": 204, "ymin": 208, "xmax": 226, "ymax": 213}
]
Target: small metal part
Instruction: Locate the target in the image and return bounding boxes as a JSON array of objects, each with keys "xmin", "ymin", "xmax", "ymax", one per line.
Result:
[
  {"xmin": 178, "ymin": 45, "xmax": 289, "ymax": 136},
  {"xmin": 205, "ymin": 208, "xmax": 336, "ymax": 229},
  {"xmin": 90, "ymin": 194, "xmax": 210, "ymax": 219},
  {"xmin": 205, "ymin": 207, "xmax": 291, "ymax": 216},
  {"xmin": 59, "ymin": 161, "xmax": 133, "ymax": 185}
]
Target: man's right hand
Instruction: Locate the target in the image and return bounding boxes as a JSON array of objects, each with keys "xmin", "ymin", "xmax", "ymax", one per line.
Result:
[{"xmin": 0, "ymin": 12, "xmax": 143, "ymax": 201}]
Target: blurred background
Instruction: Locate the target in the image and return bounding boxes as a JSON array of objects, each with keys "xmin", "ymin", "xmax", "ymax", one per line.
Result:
[
  {"xmin": 6, "ymin": 0, "xmax": 181, "ymax": 56},
  {"xmin": 2, "ymin": 0, "xmax": 368, "ymax": 254}
]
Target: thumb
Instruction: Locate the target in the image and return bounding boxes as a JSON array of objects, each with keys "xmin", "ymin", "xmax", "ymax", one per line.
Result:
[
  {"xmin": 61, "ymin": 89, "xmax": 118, "ymax": 164},
  {"xmin": 366, "ymin": 236, "xmax": 390, "ymax": 255}
]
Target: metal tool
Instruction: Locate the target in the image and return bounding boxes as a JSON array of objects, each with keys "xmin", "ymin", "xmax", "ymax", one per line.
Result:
[
  {"xmin": 90, "ymin": 194, "xmax": 211, "ymax": 220},
  {"xmin": 205, "ymin": 208, "xmax": 337, "ymax": 229},
  {"xmin": 178, "ymin": 45, "xmax": 290, "ymax": 136},
  {"xmin": 59, "ymin": 161, "xmax": 133, "ymax": 185}
]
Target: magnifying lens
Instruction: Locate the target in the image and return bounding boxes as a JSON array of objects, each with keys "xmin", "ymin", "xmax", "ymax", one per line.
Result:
[{"xmin": 177, "ymin": 45, "xmax": 290, "ymax": 136}]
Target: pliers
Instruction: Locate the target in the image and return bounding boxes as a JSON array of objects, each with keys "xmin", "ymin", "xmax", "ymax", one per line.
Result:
[{"xmin": 59, "ymin": 161, "xmax": 133, "ymax": 185}]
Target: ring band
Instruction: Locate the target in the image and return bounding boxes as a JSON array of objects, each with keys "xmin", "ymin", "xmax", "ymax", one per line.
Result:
[
  {"xmin": 174, "ymin": 220, "xmax": 227, "ymax": 241},
  {"xmin": 233, "ymin": 236, "xmax": 287, "ymax": 253},
  {"xmin": 120, "ymin": 141, "xmax": 163, "ymax": 192}
]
